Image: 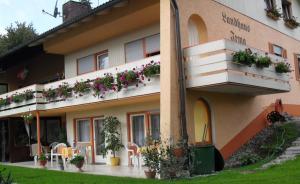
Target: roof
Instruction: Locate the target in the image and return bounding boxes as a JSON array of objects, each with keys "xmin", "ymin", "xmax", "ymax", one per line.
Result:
[{"xmin": 0, "ymin": 0, "xmax": 123, "ymax": 62}]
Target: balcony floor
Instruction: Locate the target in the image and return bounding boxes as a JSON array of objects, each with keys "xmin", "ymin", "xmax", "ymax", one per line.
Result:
[{"xmin": 1, "ymin": 161, "xmax": 146, "ymax": 179}]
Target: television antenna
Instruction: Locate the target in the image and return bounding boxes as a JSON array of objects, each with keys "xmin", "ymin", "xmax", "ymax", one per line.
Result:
[{"xmin": 42, "ymin": 0, "xmax": 61, "ymax": 18}]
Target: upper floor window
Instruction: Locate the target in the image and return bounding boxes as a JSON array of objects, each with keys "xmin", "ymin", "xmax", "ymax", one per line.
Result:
[
  {"xmin": 77, "ymin": 50, "xmax": 109, "ymax": 75},
  {"xmin": 269, "ymin": 43, "xmax": 287, "ymax": 58},
  {"xmin": 265, "ymin": 0, "xmax": 276, "ymax": 10},
  {"xmin": 125, "ymin": 34, "xmax": 160, "ymax": 63},
  {"xmin": 282, "ymin": 0, "xmax": 292, "ymax": 19}
]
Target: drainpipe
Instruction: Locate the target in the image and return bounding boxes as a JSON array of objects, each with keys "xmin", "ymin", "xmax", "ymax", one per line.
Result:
[{"xmin": 170, "ymin": 0, "xmax": 188, "ymax": 145}]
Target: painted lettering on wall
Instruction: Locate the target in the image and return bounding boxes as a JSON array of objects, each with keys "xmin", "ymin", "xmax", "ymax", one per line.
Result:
[{"xmin": 222, "ymin": 12, "xmax": 250, "ymax": 45}]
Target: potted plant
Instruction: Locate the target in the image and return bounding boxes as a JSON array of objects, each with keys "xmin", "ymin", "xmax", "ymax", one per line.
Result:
[
  {"xmin": 173, "ymin": 139, "xmax": 186, "ymax": 158},
  {"xmin": 142, "ymin": 61, "xmax": 160, "ymax": 80},
  {"xmin": 101, "ymin": 116, "xmax": 124, "ymax": 166},
  {"xmin": 116, "ymin": 70, "xmax": 140, "ymax": 91},
  {"xmin": 24, "ymin": 90, "xmax": 34, "ymax": 100},
  {"xmin": 140, "ymin": 141, "xmax": 161, "ymax": 179},
  {"xmin": 39, "ymin": 153, "xmax": 47, "ymax": 168},
  {"xmin": 56, "ymin": 82, "xmax": 72, "ymax": 99},
  {"xmin": 255, "ymin": 55, "xmax": 272, "ymax": 68},
  {"xmin": 43, "ymin": 88, "xmax": 57, "ymax": 101},
  {"xmin": 70, "ymin": 155, "xmax": 85, "ymax": 172},
  {"xmin": 232, "ymin": 48, "xmax": 256, "ymax": 67},
  {"xmin": 265, "ymin": 7, "xmax": 281, "ymax": 20},
  {"xmin": 284, "ymin": 16, "xmax": 300, "ymax": 29},
  {"xmin": 92, "ymin": 74, "xmax": 115, "ymax": 98},
  {"xmin": 22, "ymin": 112, "xmax": 33, "ymax": 124},
  {"xmin": 275, "ymin": 62, "xmax": 291, "ymax": 73},
  {"xmin": 11, "ymin": 93, "xmax": 25, "ymax": 103},
  {"xmin": 73, "ymin": 80, "xmax": 91, "ymax": 97}
]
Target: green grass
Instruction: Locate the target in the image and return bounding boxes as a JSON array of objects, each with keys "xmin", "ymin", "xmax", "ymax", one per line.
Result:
[{"xmin": 1, "ymin": 157, "xmax": 300, "ymax": 184}]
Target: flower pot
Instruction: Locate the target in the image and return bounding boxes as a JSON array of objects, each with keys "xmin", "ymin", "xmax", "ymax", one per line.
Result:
[
  {"xmin": 75, "ymin": 160, "xmax": 84, "ymax": 172},
  {"xmin": 39, "ymin": 160, "xmax": 47, "ymax": 168},
  {"xmin": 266, "ymin": 12, "xmax": 279, "ymax": 20},
  {"xmin": 110, "ymin": 157, "xmax": 120, "ymax": 166},
  {"xmin": 173, "ymin": 148, "xmax": 184, "ymax": 158},
  {"xmin": 144, "ymin": 170, "xmax": 156, "ymax": 179}
]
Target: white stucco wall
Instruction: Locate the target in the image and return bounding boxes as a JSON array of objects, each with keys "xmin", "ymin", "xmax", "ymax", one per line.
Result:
[
  {"xmin": 64, "ymin": 23, "xmax": 160, "ymax": 79},
  {"xmin": 214, "ymin": 0, "xmax": 300, "ymax": 41}
]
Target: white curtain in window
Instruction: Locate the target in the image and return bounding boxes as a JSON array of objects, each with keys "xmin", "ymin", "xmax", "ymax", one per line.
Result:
[
  {"xmin": 132, "ymin": 115, "xmax": 145, "ymax": 147},
  {"xmin": 151, "ymin": 114, "xmax": 160, "ymax": 140},
  {"xmin": 78, "ymin": 55, "xmax": 94, "ymax": 74},
  {"xmin": 77, "ymin": 120, "xmax": 90, "ymax": 142},
  {"xmin": 125, "ymin": 39, "xmax": 144, "ymax": 63},
  {"xmin": 188, "ymin": 19, "xmax": 200, "ymax": 46},
  {"xmin": 145, "ymin": 34, "xmax": 160, "ymax": 54},
  {"xmin": 97, "ymin": 53, "xmax": 109, "ymax": 70}
]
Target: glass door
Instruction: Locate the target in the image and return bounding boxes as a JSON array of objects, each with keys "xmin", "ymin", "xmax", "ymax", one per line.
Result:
[{"xmin": 93, "ymin": 118, "xmax": 106, "ymax": 163}]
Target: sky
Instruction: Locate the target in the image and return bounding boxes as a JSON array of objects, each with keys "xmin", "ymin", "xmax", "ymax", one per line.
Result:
[{"xmin": 0, "ymin": 0, "xmax": 109, "ymax": 35}]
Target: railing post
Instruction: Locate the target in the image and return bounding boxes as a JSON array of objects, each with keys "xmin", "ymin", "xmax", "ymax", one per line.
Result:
[{"xmin": 36, "ymin": 111, "xmax": 41, "ymax": 157}]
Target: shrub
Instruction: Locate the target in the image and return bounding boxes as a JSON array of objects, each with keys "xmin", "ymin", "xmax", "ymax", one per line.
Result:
[
  {"xmin": 70, "ymin": 155, "xmax": 84, "ymax": 165},
  {"xmin": 73, "ymin": 80, "xmax": 91, "ymax": 97},
  {"xmin": 275, "ymin": 62, "xmax": 291, "ymax": 73},
  {"xmin": 56, "ymin": 82, "xmax": 72, "ymax": 99},
  {"xmin": 92, "ymin": 74, "xmax": 115, "ymax": 98},
  {"xmin": 0, "ymin": 168, "xmax": 14, "ymax": 184},
  {"xmin": 255, "ymin": 55, "xmax": 272, "ymax": 68},
  {"xmin": 232, "ymin": 48, "xmax": 256, "ymax": 66},
  {"xmin": 239, "ymin": 152, "xmax": 261, "ymax": 166}
]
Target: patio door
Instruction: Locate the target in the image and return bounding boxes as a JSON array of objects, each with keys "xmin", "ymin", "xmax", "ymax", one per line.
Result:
[{"xmin": 93, "ymin": 118, "xmax": 106, "ymax": 163}]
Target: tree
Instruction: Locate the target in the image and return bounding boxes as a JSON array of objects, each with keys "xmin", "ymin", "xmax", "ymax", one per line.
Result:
[{"xmin": 0, "ymin": 22, "xmax": 38, "ymax": 55}]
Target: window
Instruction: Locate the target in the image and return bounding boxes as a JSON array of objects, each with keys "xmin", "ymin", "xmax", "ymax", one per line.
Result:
[
  {"xmin": 295, "ymin": 54, "xmax": 300, "ymax": 80},
  {"xmin": 0, "ymin": 84, "xmax": 8, "ymax": 95},
  {"xmin": 269, "ymin": 43, "xmax": 287, "ymax": 58},
  {"xmin": 77, "ymin": 55, "xmax": 95, "ymax": 75},
  {"xmin": 282, "ymin": 0, "xmax": 292, "ymax": 19},
  {"xmin": 76, "ymin": 119, "xmax": 91, "ymax": 143},
  {"xmin": 265, "ymin": 0, "xmax": 276, "ymax": 10},
  {"xmin": 96, "ymin": 51, "xmax": 109, "ymax": 70},
  {"xmin": 128, "ymin": 112, "xmax": 160, "ymax": 146},
  {"xmin": 125, "ymin": 34, "xmax": 160, "ymax": 63}
]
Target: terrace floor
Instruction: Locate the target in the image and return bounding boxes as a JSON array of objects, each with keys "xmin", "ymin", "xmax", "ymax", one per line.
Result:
[{"xmin": 1, "ymin": 161, "xmax": 146, "ymax": 179}]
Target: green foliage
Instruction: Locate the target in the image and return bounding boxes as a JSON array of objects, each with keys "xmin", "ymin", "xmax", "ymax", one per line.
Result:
[
  {"xmin": 101, "ymin": 116, "xmax": 124, "ymax": 158},
  {"xmin": 239, "ymin": 152, "xmax": 261, "ymax": 166},
  {"xmin": 275, "ymin": 62, "xmax": 291, "ymax": 73},
  {"xmin": 24, "ymin": 90, "xmax": 34, "ymax": 100},
  {"xmin": 92, "ymin": 74, "xmax": 115, "ymax": 98},
  {"xmin": 284, "ymin": 16, "xmax": 300, "ymax": 28},
  {"xmin": 117, "ymin": 70, "xmax": 139, "ymax": 91},
  {"xmin": 70, "ymin": 155, "xmax": 84, "ymax": 166},
  {"xmin": 0, "ymin": 168, "xmax": 13, "ymax": 184},
  {"xmin": 73, "ymin": 80, "xmax": 91, "ymax": 97},
  {"xmin": 39, "ymin": 153, "xmax": 47, "ymax": 161},
  {"xmin": 232, "ymin": 48, "xmax": 256, "ymax": 66},
  {"xmin": 142, "ymin": 61, "xmax": 160, "ymax": 78},
  {"xmin": 0, "ymin": 22, "xmax": 37, "ymax": 55},
  {"xmin": 0, "ymin": 98, "xmax": 10, "ymax": 107},
  {"xmin": 255, "ymin": 55, "xmax": 272, "ymax": 68},
  {"xmin": 266, "ymin": 6, "xmax": 282, "ymax": 19},
  {"xmin": 42, "ymin": 88, "xmax": 57, "ymax": 101},
  {"xmin": 56, "ymin": 82, "xmax": 72, "ymax": 99},
  {"xmin": 11, "ymin": 93, "xmax": 25, "ymax": 103}
]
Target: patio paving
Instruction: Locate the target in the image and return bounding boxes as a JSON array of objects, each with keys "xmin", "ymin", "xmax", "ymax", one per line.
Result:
[{"xmin": 1, "ymin": 161, "xmax": 147, "ymax": 178}]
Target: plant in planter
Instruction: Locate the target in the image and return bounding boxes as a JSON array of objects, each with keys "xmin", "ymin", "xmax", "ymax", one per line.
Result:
[
  {"xmin": 24, "ymin": 90, "xmax": 34, "ymax": 100},
  {"xmin": 173, "ymin": 139, "xmax": 187, "ymax": 158},
  {"xmin": 39, "ymin": 153, "xmax": 47, "ymax": 168},
  {"xmin": 232, "ymin": 48, "xmax": 256, "ymax": 67},
  {"xmin": 22, "ymin": 112, "xmax": 33, "ymax": 124},
  {"xmin": 116, "ymin": 70, "xmax": 140, "ymax": 91},
  {"xmin": 73, "ymin": 80, "xmax": 91, "ymax": 97},
  {"xmin": 92, "ymin": 74, "xmax": 115, "ymax": 98},
  {"xmin": 265, "ymin": 7, "xmax": 282, "ymax": 20},
  {"xmin": 70, "ymin": 155, "xmax": 85, "ymax": 172},
  {"xmin": 0, "ymin": 98, "xmax": 10, "ymax": 107},
  {"xmin": 255, "ymin": 55, "xmax": 272, "ymax": 68},
  {"xmin": 56, "ymin": 82, "xmax": 72, "ymax": 99},
  {"xmin": 101, "ymin": 116, "xmax": 124, "ymax": 166},
  {"xmin": 11, "ymin": 93, "xmax": 25, "ymax": 103},
  {"xmin": 284, "ymin": 16, "xmax": 300, "ymax": 29},
  {"xmin": 140, "ymin": 140, "xmax": 161, "ymax": 179},
  {"xmin": 43, "ymin": 88, "xmax": 57, "ymax": 101},
  {"xmin": 275, "ymin": 62, "xmax": 291, "ymax": 73},
  {"xmin": 142, "ymin": 61, "xmax": 160, "ymax": 80}
]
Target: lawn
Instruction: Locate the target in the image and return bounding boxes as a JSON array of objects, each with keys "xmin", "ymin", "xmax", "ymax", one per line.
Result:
[{"xmin": 1, "ymin": 157, "xmax": 300, "ymax": 184}]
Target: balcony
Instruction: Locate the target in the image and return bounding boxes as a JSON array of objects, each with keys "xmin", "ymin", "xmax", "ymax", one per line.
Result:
[
  {"xmin": 184, "ymin": 39, "xmax": 291, "ymax": 95},
  {"xmin": 0, "ymin": 56, "xmax": 160, "ymax": 117}
]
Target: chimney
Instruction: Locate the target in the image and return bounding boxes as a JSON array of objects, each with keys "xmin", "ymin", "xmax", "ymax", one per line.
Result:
[{"xmin": 62, "ymin": 1, "xmax": 92, "ymax": 22}]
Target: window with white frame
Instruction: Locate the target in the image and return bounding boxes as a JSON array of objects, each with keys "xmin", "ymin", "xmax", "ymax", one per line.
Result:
[
  {"xmin": 76, "ymin": 119, "xmax": 91, "ymax": 143},
  {"xmin": 125, "ymin": 34, "xmax": 160, "ymax": 63},
  {"xmin": 96, "ymin": 51, "xmax": 109, "ymax": 70},
  {"xmin": 273, "ymin": 45, "xmax": 284, "ymax": 57},
  {"xmin": 150, "ymin": 114, "xmax": 160, "ymax": 141}
]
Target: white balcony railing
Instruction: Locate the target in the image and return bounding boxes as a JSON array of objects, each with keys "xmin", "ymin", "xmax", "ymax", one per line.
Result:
[
  {"xmin": 184, "ymin": 39, "xmax": 291, "ymax": 95},
  {"xmin": 0, "ymin": 55, "xmax": 160, "ymax": 117}
]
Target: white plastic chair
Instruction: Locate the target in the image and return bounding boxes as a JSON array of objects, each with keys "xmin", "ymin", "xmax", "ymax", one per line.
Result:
[
  {"xmin": 125, "ymin": 142, "xmax": 140, "ymax": 167},
  {"xmin": 50, "ymin": 143, "xmax": 67, "ymax": 167}
]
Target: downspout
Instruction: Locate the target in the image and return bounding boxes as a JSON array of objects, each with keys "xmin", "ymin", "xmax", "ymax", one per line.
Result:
[{"xmin": 170, "ymin": 0, "xmax": 188, "ymax": 144}]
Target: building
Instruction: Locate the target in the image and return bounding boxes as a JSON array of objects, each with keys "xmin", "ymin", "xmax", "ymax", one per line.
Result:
[{"xmin": 0, "ymin": 0, "xmax": 299, "ymax": 168}]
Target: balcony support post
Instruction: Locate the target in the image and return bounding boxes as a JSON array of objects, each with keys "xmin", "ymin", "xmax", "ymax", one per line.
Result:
[{"xmin": 36, "ymin": 111, "xmax": 41, "ymax": 157}]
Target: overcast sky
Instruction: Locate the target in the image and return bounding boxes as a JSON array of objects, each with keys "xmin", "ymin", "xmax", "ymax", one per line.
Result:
[{"xmin": 0, "ymin": 0, "xmax": 109, "ymax": 35}]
